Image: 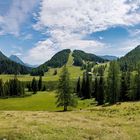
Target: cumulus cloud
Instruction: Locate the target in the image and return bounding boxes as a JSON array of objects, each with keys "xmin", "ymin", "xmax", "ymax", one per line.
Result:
[
  {"xmin": 26, "ymin": 0, "xmax": 140, "ymax": 64},
  {"xmin": 0, "ymin": 0, "xmax": 39, "ymax": 36},
  {"xmin": 23, "ymin": 39, "xmax": 57, "ymax": 64}
]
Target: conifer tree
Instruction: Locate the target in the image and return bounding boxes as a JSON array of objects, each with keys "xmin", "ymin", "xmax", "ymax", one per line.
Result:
[
  {"xmin": 0, "ymin": 79, "xmax": 4, "ymax": 97},
  {"xmin": 56, "ymin": 65, "xmax": 77, "ymax": 111},
  {"xmin": 85, "ymin": 72, "xmax": 91, "ymax": 99},
  {"xmin": 76, "ymin": 77, "xmax": 81, "ymax": 97},
  {"xmin": 136, "ymin": 63, "xmax": 140, "ymax": 100},
  {"xmin": 81, "ymin": 72, "xmax": 86, "ymax": 98},
  {"xmin": 38, "ymin": 76, "xmax": 42, "ymax": 91},
  {"xmin": 96, "ymin": 76, "xmax": 104, "ymax": 105},
  {"xmin": 107, "ymin": 61, "xmax": 120, "ymax": 104},
  {"xmin": 31, "ymin": 77, "xmax": 38, "ymax": 94}
]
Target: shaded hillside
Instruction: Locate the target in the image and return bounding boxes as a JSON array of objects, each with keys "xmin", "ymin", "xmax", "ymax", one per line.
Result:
[
  {"xmin": 119, "ymin": 45, "xmax": 140, "ymax": 71},
  {"xmin": 72, "ymin": 50, "xmax": 105, "ymax": 66},
  {"xmin": 9, "ymin": 55, "xmax": 25, "ymax": 65},
  {"xmin": 31, "ymin": 49, "xmax": 71, "ymax": 75},
  {"xmin": 0, "ymin": 51, "xmax": 30, "ymax": 74},
  {"xmin": 9, "ymin": 55, "xmax": 38, "ymax": 68}
]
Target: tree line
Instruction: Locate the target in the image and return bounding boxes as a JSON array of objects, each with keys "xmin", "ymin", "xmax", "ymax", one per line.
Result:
[
  {"xmin": 27, "ymin": 76, "xmax": 46, "ymax": 94},
  {"xmin": 0, "ymin": 76, "xmax": 25, "ymax": 98},
  {"xmin": 76, "ymin": 61, "xmax": 140, "ymax": 105},
  {"xmin": 0, "ymin": 76, "xmax": 47, "ymax": 98}
]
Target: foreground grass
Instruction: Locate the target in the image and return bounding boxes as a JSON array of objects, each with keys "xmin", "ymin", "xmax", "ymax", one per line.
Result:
[
  {"xmin": 0, "ymin": 102, "xmax": 140, "ymax": 140},
  {"xmin": 0, "ymin": 92, "xmax": 93, "ymax": 111}
]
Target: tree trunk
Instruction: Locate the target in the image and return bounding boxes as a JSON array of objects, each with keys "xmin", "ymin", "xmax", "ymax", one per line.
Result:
[{"xmin": 64, "ymin": 105, "xmax": 67, "ymax": 111}]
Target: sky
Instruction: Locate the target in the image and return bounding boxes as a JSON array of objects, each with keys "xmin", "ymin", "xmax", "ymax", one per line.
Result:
[{"xmin": 0, "ymin": 0, "xmax": 140, "ymax": 65}]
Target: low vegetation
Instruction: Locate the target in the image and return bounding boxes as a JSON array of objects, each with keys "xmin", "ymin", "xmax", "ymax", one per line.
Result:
[{"xmin": 0, "ymin": 102, "xmax": 139, "ymax": 140}]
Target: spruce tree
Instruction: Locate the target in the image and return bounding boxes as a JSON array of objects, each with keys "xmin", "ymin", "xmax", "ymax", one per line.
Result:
[
  {"xmin": 76, "ymin": 77, "xmax": 81, "ymax": 97},
  {"xmin": 96, "ymin": 76, "xmax": 104, "ymax": 105},
  {"xmin": 107, "ymin": 61, "xmax": 120, "ymax": 104},
  {"xmin": 56, "ymin": 65, "xmax": 77, "ymax": 111},
  {"xmin": 85, "ymin": 71, "xmax": 91, "ymax": 99},
  {"xmin": 38, "ymin": 76, "xmax": 42, "ymax": 91},
  {"xmin": 81, "ymin": 72, "xmax": 86, "ymax": 98},
  {"xmin": 136, "ymin": 63, "xmax": 140, "ymax": 100},
  {"xmin": 0, "ymin": 79, "xmax": 4, "ymax": 97},
  {"xmin": 31, "ymin": 77, "xmax": 38, "ymax": 94}
]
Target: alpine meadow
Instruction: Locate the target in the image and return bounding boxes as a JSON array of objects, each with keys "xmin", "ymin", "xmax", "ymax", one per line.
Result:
[{"xmin": 0, "ymin": 0, "xmax": 140, "ymax": 140}]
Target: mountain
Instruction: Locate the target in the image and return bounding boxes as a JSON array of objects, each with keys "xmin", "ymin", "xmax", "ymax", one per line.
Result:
[
  {"xmin": 0, "ymin": 51, "xmax": 31, "ymax": 74},
  {"xmin": 30, "ymin": 49, "xmax": 71, "ymax": 75},
  {"xmin": 100, "ymin": 55, "xmax": 118, "ymax": 61},
  {"xmin": 9, "ymin": 55, "xmax": 38, "ymax": 68},
  {"xmin": 31, "ymin": 49, "xmax": 107, "ymax": 75},
  {"xmin": 72, "ymin": 50, "xmax": 106, "ymax": 66},
  {"xmin": 119, "ymin": 45, "xmax": 140, "ymax": 71},
  {"xmin": 0, "ymin": 51, "xmax": 9, "ymax": 60},
  {"xmin": 9, "ymin": 55, "xmax": 25, "ymax": 65}
]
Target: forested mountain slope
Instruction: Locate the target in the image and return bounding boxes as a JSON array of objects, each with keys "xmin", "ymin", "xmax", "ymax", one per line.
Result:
[
  {"xmin": 0, "ymin": 51, "xmax": 31, "ymax": 74},
  {"xmin": 72, "ymin": 50, "xmax": 106, "ymax": 66},
  {"xmin": 119, "ymin": 45, "xmax": 140, "ymax": 71}
]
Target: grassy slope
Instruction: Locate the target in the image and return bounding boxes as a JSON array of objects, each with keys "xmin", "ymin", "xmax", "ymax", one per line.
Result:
[
  {"xmin": 0, "ymin": 55, "xmax": 140, "ymax": 139},
  {"xmin": 0, "ymin": 92, "xmax": 93, "ymax": 111},
  {"xmin": 0, "ymin": 52, "xmax": 83, "ymax": 82},
  {"xmin": 0, "ymin": 102, "xmax": 140, "ymax": 140}
]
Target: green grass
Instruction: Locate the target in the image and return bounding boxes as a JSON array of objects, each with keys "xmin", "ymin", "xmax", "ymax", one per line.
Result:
[
  {"xmin": 0, "ymin": 53, "xmax": 83, "ymax": 82},
  {"xmin": 0, "ymin": 101, "xmax": 139, "ymax": 140},
  {"xmin": 0, "ymin": 91, "xmax": 93, "ymax": 111}
]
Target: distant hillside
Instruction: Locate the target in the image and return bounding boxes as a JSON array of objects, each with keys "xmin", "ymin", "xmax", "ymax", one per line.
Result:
[
  {"xmin": 9, "ymin": 55, "xmax": 25, "ymax": 65},
  {"xmin": 9, "ymin": 55, "xmax": 38, "ymax": 68},
  {"xmin": 119, "ymin": 45, "xmax": 140, "ymax": 71},
  {"xmin": 0, "ymin": 51, "xmax": 30, "ymax": 74},
  {"xmin": 31, "ymin": 49, "xmax": 71, "ymax": 75},
  {"xmin": 100, "ymin": 55, "xmax": 118, "ymax": 61},
  {"xmin": 0, "ymin": 51, "xmax": 9, "ymax": 60},
  {"xmin": 72, "ymin": 50, "xmax": 105, "ymax": 66}
]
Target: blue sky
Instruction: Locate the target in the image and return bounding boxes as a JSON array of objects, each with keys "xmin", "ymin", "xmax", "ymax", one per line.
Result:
[{"xmin": 0, "ymin": 0, "xmax": 140, "ymax": 65}]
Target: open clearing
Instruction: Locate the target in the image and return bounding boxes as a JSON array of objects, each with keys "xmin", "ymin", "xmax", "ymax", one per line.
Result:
[{"xmin": 0, "ymin": 99, "xmax": 140, "ymax": 140}]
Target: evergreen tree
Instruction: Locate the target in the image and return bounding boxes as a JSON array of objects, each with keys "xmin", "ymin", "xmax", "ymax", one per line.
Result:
[
  {"xmin": 96, "ymin": 76, "xmax": 104, "ymax": 105},
  {"xmin": 85, "ymin": 72, "xmax": 91, "ymax": 99},
  {"xmin": 0, "ymin": 79, "xmax": 4, "ymax": 97},
  {"xmin": 76, "ymin": 77, "xmax": 81, "ymax": 97},
  {"xmin": 120, "ymin": 72, "xmax": 129, "ymax": 101},
  {"xmin": 31, "ymin": 77, "xmax": 38, "ymax": 94},
  {"xmin": 56, "ymin": 65, "xmax": 77, "ymax": 111},
  {"xmin": 38, "ymin": 76, "xmax": 42, "ymax": 91},
  {"xmin": 128, "ymin": 74, "xmax": 137, "ymax": 101},
  {"xmin": 81, "ymin": 72, "xmax": 86, "ymax": 98},
  {"xmin": 136, "ymin": 63, "xmax": 140, "ymax": 100},
  {"xmin": 93, "ymin": 76, "xmax": 98, "ymax": 99},
  {"xmin": 107, "ymin": 61, "xmax": 120, "ymax": 104}
]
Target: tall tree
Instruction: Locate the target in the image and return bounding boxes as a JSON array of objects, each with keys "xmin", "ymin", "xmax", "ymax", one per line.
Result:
[
  {"xmin": 81, "ymin": 72, "xmax": 86, "ymax": 98},
  {"xmin": 120, "ymin": 72, "xmax": 130, "ymax": 101},
  {"xmin": 31, "ymin": 77, "xmax": 38, "ymax": 94},
  {"xmin": 38, "ymin": 76, "xmax": 42, "ymax": 91},
  {"xmin": 76, "ymin": 77, "xmax": 81, "ymax": 97},
  {"xmin": 0, "ymin": 79, "xmax": 4, "ymax": 97},
  {"xmin": 96, "ymin": 76, "xmax": 104, "ymax": 105},
  {"xmin": 136, "ymin": 63, "xmax": 140, "ymax": 100},
  {"xmin": 107, "ymin": 61, "xmax": 120, "ymax": 104},
  {"xmin": 56, "ymin": 65, "xmax": 77, "ymax": 111},
  {"xmin": 85, "ymin": 71, "xmax": 91, "ymax": 99}
]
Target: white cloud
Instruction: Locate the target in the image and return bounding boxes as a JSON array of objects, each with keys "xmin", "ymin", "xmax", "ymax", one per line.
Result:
[
  {"xmin": 26, "ymin": 0, "xmax": 140, "ymax": 64},
  {"xmin": 22, "ymin": 34, "xmax": 33, "ymax": 40},
  {"xmin": 0, "ymin": 0, "xmax": 39, "ymax": 36},
  {"xmin": 23, "ymin": 39, "xmax": 57, "ymax": 64}
]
